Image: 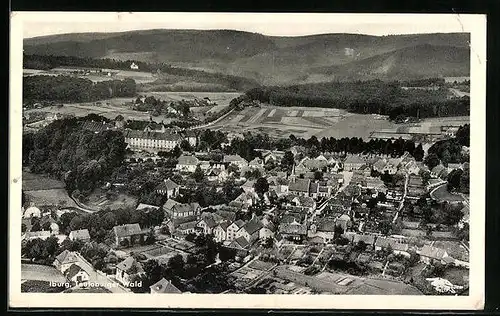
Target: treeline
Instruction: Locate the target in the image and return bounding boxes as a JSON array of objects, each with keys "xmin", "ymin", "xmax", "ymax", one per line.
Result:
[
  {"xmin": 244, "ymin": 80, "xmax": 469, "ymax": 120},
  {"xmin": 22, "ymin": 116, "xmax": 127, "ymax": 195},
  {"xmin": 226, "ymin": 132, "xmax": 425, "ymax": 163},
  {"xmin": 400, "ymin": 78, "xmax": 445, "ymax": 87},
  {"xmin": 24, "ymin": 54, "xmax": 260, "ymax": 92},
  {"xmin": 23, "ymin": 75, "xmax": 136, "ymax": 103}
]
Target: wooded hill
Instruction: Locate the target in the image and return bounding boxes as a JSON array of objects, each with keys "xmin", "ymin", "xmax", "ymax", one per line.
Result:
[{"xmin": 24, "ymin": 30, "xmax": 470, "ymax": 85}]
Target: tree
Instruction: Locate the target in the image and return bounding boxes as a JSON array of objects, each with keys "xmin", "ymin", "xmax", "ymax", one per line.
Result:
[
  {"xmin": 413, "ymin": 144, "xmax": 425, "ymax": 161},
  {"xmin": 180, "ymin": 139, "xmax": 193, "ymax": 152},
  {"xmin": 378, "ymin": 220, "xmax": 392, "ymax": 236},
  {"xmin": 280, "ymin": 151, "xmax": 295, "ymax": 171},
  {"xmin": 333, "ymin": 224, "xmax": 344, "ymax": 239},
  {"xmin": 424, "ymin": 153, "xmax": 440, "ymax": 170},
  {"xmin": 254, "ymin": 177, "xmax": 269, "ymax": 195},
  {"xmin": 192, "ymin": 165, "xmax": 205, "ymax": 183}
]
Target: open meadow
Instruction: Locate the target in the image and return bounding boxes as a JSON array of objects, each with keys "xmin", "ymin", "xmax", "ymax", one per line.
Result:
[
  {"xmin": 23, "ymin": 171, "xmax": 79, "ymax": 208},
  {"xmin": 208, "ymin": 104, "xmax": 470, "ymax": 140}
]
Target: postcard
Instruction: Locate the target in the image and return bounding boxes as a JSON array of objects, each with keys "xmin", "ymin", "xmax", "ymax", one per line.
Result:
[{"xmin": 9, "ymin": 12, "xmax": 486, "ymax": 310}]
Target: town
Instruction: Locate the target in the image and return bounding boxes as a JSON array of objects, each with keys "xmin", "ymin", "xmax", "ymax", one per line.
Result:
[
  {"xmin": 19, "ymin": 26, "xmax": 471, "ymax": 297},
  {"xmin": 21, "ymin": 100, "xmax": 470, "ymax": 295}
]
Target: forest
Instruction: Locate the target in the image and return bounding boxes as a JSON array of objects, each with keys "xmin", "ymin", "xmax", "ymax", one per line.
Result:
[
  {"xmin": 244, "ymin": 80, "xmax": 469, "ymax": 120},
  {"xmin": 24, "ymin": 54, "xmax": 260, "ymax": 92},
  {"xmin": 22, "ymin": 115, "xmax": 127, "ymax": 195},
  {"xmin": 23, "ymin": 75, "xmax": 136, "ymax": 103}
]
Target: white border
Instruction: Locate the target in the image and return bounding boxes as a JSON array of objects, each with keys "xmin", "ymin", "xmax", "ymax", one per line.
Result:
[{"xmin": 9, "ymin": 12, "xmax": 486, "ymax": 310}]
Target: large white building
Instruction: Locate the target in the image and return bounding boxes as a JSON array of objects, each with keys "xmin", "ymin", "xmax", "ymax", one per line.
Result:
[{"xmin": 124, "ymin": 130, "xmax": 182, "ymax": 151}]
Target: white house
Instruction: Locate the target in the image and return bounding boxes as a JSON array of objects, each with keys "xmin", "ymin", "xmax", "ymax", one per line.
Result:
[
  {"xmin": 65, "ymin": 264, "xmax": 90, "ymax": 286},
  {"xmin": 226, "ymin": 220, "xmax": 245, "ymax": 241},
  {"xmin": 130, "ymin": 62, "xmax": 139, "ymax": 70},
  {"xmin": 176, "ymin": 155, "xmax": 200, "ymax": 173}
]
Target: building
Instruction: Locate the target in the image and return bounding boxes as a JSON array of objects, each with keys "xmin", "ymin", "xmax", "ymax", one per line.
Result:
[
  {"xmin": 213, "ymin": 221, "xmax": 231, "ymax": 242},
  {"xmin": 418, "ymin": 245, "xmax": 450, "ymax": 264},
  {"xmin": 343, "ymin": 155, "xmax": 366, "ymax": 171},
  {"xmin": 223, "ymin": 155, "xmax": 248, "ymax": 168},
  {"xmin": 176, "ymin": 155, "xmax": 200, "ymax": 173},
  {"xmin": 279, "ymin": 219, "xmax": 307, "ymax": 241},
  {"xmin": 136, "ymin": 203, "xmax": 160, "ymax": 212},
  {"xmin": 130, "ymin": 62, "xmax": 139, "ymax": 70},
  {"xmin": 375, "ymin": 237, "xmax": 410, "ymax": 256},
  {"xmin": 197, "ymin": 216, "xmax": 218, "ymax": 235},
  {"xmin": 124, "ymin": 130, "xmax": 182, "ymax": 151},
  {"xmin": 69, "ymin": 229, "xmax": 91, "ymax": 243},
  {"xmin": 248, "ymin": 157, "xmax": 264, "ymax": 169},
  {"xmin": 53, "ymin": 250, "xmax": 80, "ymax": 274},
  {"xmin": 288, "ymin": 178, "xmax": 311, "ymax": 197},
  {"xmin": 23, "ymin": 206, "xmax": 41, "ymax": 218},
  {"xmin": 150, "ymin": 278, "xmax": 182, "ymax": 294},
  {"xmin": 226, "ymin": 219, "xmax": 245, "ymax": 241},
  {"xmin": 236, "ymin": 219, "xmax": 263, "ymax": 244},
  {"xmin": 65, "ymin": 264, "xmax": 90, "ymax": 286},
  {"xmin": 116, "ymin": 257, "xmax": 144, "ymax": 287},
  {"xmin": 113, "ymin": 223, "xmax": 147, "ymax": 248},
  {"xmin": 308, "ymin": 218, "xmax": 337, "ymax": 243},
  {"xmin": 259, "ymin": 222, "xmax": 275, "ymax": 240},
  {"xmin": 155, "ymin": 178, "xmax": 180, "ymax": 197},
  {"xmin": 163, "ymin": 200, "xmax": 199, "ymax": 219}
]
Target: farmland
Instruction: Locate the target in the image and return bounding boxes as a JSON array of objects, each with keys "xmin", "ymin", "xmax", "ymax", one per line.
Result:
[
  {"xmin": 23, "ymin": 171, "xmax": 78, "ymax": 208},
  {"xmin": 24, "ymin": 67, "xmax": 156, "ymax": 84},
  {"xmin": 23, "ymin": 92, "xmax": 241, "ymax": 123},
  {"xmin": 209, "ymin": 104, "xmax": 469, "ymax": 140}
]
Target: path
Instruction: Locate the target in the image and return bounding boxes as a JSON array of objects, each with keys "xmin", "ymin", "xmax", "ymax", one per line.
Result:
[{"xmin": 190, "ymin": 108, "xmax": 236, "ymax": 130}]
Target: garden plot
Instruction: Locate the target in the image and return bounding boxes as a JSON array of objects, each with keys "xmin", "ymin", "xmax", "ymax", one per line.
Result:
[
  {"xmin": 231, "ymin": 114, "xmax": 245, "ymax": 124},
  {"xmin": 246, "ymin": 108, "xmax": 268, "ymax": 124},
  {"xmin": 267, "ymin": 109, "xmax": 277, "ymax": 117}
]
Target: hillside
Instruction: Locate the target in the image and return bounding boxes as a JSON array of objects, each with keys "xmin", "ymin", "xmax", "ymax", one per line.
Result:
[
  {"xmin": 24, "ymin": 30, "xmax": 470, "ymax": 85},
  {"xmin": 312, "ymin": 44, "xmax": 470, "ymax": 81}
]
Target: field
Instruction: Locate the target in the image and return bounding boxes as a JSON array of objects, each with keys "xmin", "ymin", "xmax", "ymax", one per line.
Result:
[
  {"xmin": 21, "ymin": 264, "xmax": 66, "ymax": 283},
  {"xmin": 430, "ymin": 185, "xmax": 465, "ymax": 203},
  {"xmin": 22, "ymin": 172, "xmax": 65, "ymax": 191},
  {"xmin": 85, "ymin": 188, "xmax": 137, "ymax": 211},
  {"xmin": 23, "ymin": 172, "xmax": 78, "ymax": 208},
  {"xmin": 21, "ymin": 280, "xmax": 66, "ymax": 293},
  {"xmin": 209, "ymin": 105, "xmax": 468, "ymax": 140},
  {"xmin": 27, "ymin": 67, "xmax": 157, "ymax": 84},
  {"xmin": 24, "ymin": 92, "xmax": 241, "ymax": 123}
]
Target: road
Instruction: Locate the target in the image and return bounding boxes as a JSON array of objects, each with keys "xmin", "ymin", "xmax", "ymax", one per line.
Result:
[{"xmin": 393, "ymin": 173, "xmax": 409, "ymax": 223}]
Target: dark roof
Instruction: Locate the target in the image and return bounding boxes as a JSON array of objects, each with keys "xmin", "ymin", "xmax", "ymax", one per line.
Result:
[
  {"xmin": 65, "ymin": 264, "xmax": 86, "ymax": 279},
  {"xmin": 289, "ymin": 179, "xmax": 310, "ymax": 193},
  {"xmin": 309, "ymin": 182, "xmax": 319, "ymax": 194},
  {"xmin": 233, "ymin": 236, "xmax": 250, "ymax": 249},
  {"xmin": 150, "ymin": 277, "xmax": 182, "ymax": 293},
  {"xmin": 316, "ymin": 218, "xmax": 337, "ymax": 232},
  {"xmin": 279, "ymin": 222, "xmax": 307, "ymax": 235},
  {"xmin": 232, "ymin": 219, "xmax": 245, "ymax": 228},
  {"xmin": 124, "ymin": 129, "xmax": 181, "ymax": 141},
  {"xmin": 113, "ymin": 223, "xmax": 142, "ymax": 238},
  {"xmin": 177, "ymin": 155, "xmax": 200, "ymax": 165},
  {"xmin": 163, "ymin": 199, "xmax": 181, "ymax": 211},
  {"xmin": 116, "ymin": 257, "xmax": 144, "ymax": 274},
  {"xmin": 215, "ymin": 210, "xmax": 237, "ymax": 222},
  {"xmin": 243, "ymin": 220, "xmax": 263, "ymax": 235},
  {"xmin": 55, "ymin": 250, "xmax": 79, "ymax": 265}
]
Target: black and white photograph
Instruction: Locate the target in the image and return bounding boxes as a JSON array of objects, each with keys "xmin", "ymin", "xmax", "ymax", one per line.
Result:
[{"xmin": 9, "ymin": 12, "xmax": 486, "ymax": 309}]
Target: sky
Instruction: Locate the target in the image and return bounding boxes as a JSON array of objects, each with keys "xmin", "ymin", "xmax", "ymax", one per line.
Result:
[{"xmin": 17, "ymin": 12, "xmax": 477, "ymax": 39}]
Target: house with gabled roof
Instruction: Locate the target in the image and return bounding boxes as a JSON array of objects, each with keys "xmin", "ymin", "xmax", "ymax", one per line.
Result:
[
  {"xmin": 69, "ymin": 229, "xmax": 91, "ymax": 243},
  {"xmin": 150, "ymin": 277, "xmax": 182, "ymax": 294},
  {"xmin": 213, "ymin": 221, "xmax": 231, "ymax": 242},
  {"xmin": 155, "ymin": 178, "xmax": 180, "ymax": 198},
  {"xmin": 308, "ymin": 217, "xmax": 337, "ymax": 243},
  {"xmin": 278, "ymin": 218, "xmax": 307, "ymax": 241},
  {"xmin": 196, "ymin": 215, "xmax": 218, "ymax": 235},
  {"xmin": 226, "ymin": 219, "xmax": 245, "ymax": 241},
  {"xmin": 113, "ymin": 223, "xmax": 147, "ymax": 248},
  {"xmin": 115, "ymin": 257, "xmax": 145, "ymax": 287},
  {"xmin": 223, "ymin": 154, "xmax": 248, "ymax": 168},
  {"xmin": 53, "ymin": 250, "xmax": 81, "ymax": 274},
  {"xmin": 176, "ymin": 155, "xmax": 200, "ymax": 173},
  {"xmin": 65, "ymin": 263, "xmax": 90, "ymax": 286},
  {"xmin": 288, "ymin": 178, "xmax": 311, "ymax": 197},
  {"xmin": 375, "ymin": 237, "xmax": 410, "ymax": 256},
  {"xmin": 343, "ymin": 154, "xmax": 366, "ymax": 171},
  {"xmin": 259, "ymin": 222, "xmax": 275, "ymax": 240},
  {"xmin": 418, "ymin": 245, "xmax": 450, "ymax": 264},
  {"xmin": 249, "ymin": 157, "xmax": 264, "ymax": 169},
  {"xmin": 236, "ymin": 219, "xmax": 263, "ymax": 244}
]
